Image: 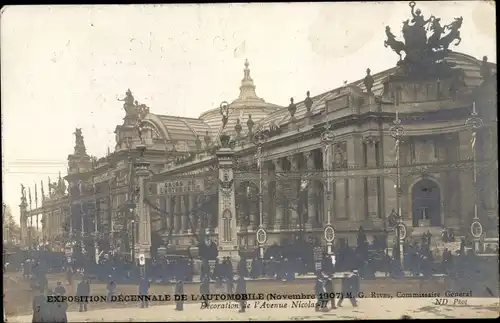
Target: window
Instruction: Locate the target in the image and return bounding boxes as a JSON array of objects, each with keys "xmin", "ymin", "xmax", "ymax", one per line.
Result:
[{"xmin": 410, "ymin": 138, "xmax": 416, "ymax": 162}]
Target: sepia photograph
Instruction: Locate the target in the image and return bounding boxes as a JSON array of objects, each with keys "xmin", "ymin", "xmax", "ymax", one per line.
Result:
[{"xmin": 1, "ymin": 1, "xmax": 498, "ymax": 321}]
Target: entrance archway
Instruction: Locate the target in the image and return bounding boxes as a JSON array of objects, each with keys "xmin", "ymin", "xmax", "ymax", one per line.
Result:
[{"xmin": 411, "ymin": 179, "xmax": 441, "ymax": 227}]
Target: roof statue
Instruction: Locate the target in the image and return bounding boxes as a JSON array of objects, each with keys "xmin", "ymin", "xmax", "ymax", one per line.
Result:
[
  {"xmin": 246, "ymin": 114, "xmax": 254, "ymax": 136},
  {"xmin": 234, "ymin": 118, "xmax": 242, "ymax": 137},
  {"xmin": 384, "ymin": 1, "xmax": 464, "ymax": 77},
  {"xmin": 20, "ymin": 184, "xmax": 26, "ymax": 200},
  {"xmin": 74, "ymin": 128, "xmax": 87, "ymax": 156},
  {"xmin": 204, "ymin": 130, "xmax": 211, "ymax": 148},
  {"xmin": 118, "ymin": 89, "xmax": 136, "ymax": 116},
  {"xmin": 195, "ymin": 135, "xmax": 202, "ymax": 151},
  {"xmin": 288, "ymin": 98, "xmax": 297, "ymax": 118},
  {"xmin": 304, "ymin": 91, "xmax": 313, "ymax": 114},
  {"xmin": 364, "ymin": 68, "xmax": 374, "ymax": 93},
  {"xmin": 480, "ymin": 56, "xmax": 492, "ymax": 81}
]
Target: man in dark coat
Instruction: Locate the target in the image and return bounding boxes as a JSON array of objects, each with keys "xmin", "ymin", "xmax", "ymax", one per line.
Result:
[
  {"xmin": 54, "ymin": 281, "xmax": 66, "ymax": 296},
  {"xmin": 138, "ymin": 277, "xmax": 150, "ymax": 308},
  {"xmin": 65, "ymin": 266, "xmax": 73, "ymax": 286},
  {"xmin": 235, "ymin": 275, "xmax": 247, "ymax": 313},
  {"xmin": 76, "ymin": 278, "xmax": 90, "ymax": 312},
  {"xmin": 32, "ymin": 289, "xmax": 48, "ymax": 323},
  {"xmin": 51, "ymin": 288, "xmax": 68, "ymax": 323},
  {"xmin": 107, "ymin": 275, "xmax": 116, "ymax": 303},
  {"xmin": 324, "ymin": 274, "xmax": 336, "ymax": 309},
  {"xmin": 174, "ymin": 279, "xmax": 184, "ymax": 311},
  {"xmin": 314, "ymin": 276, "xmax": 327, "ymax": 312},
  {"xmin": 337, "ymin": 271, "xmax": 359, "ymax": 307},
  {"xmin": 200, "ymin": 276, "xmax": 210, "ymax": 308}
]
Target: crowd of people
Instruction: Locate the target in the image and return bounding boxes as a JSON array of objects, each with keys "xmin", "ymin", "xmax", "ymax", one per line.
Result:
[{"xmin": 5, "ymin": 226, "xmax": 496, "ymax": 322}]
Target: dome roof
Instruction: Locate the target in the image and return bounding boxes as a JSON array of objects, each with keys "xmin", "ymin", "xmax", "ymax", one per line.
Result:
[{"xmin": 199, "ymin": 59, "xmax": 281, "ymax": 136}]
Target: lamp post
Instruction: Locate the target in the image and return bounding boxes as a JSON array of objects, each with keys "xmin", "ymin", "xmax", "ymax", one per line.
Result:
[
  {"xmin": 321, "ymin": 122, "xmax": 336, "ymax": 255},
  {"xmin": 125, "ymin": 200, "xmax": 137, "ymax": 263},
  {"xmin": 390, "ymin": 106, "xmax": 405, "ymax": 267},
  {"xmin": 252, "ymin": 131, "xmax": 268, "ymax": 259},
  {"xmin": 80, "ymin": 204, "xmax": 86, "ymax": 256},
  {"xmin": 134, "ymin": 143, "xmax": 151, "ymax": 277},
  {"xmin": 465, "ymin": 101, "xmax": 483, "ymax": 253}
]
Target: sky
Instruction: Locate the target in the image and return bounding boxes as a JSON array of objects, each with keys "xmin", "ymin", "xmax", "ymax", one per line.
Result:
[{"xmin": 1, "ymin": 1, "xmax": 496, "ymax": 224}]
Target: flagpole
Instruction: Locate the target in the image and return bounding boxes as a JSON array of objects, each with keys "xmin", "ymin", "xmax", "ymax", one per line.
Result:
[{"xmin": 465, "ymin": 101, "xmax": 483, "ymax": 253}]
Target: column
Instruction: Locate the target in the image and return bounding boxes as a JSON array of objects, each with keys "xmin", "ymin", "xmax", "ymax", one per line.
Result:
[
  {"xmin": 180, "ymin": 196, "xmax": 188, "ymax": 233},
  {"xmin": 347, "ymin": 135, "xmax": 364, "ymax": 221},
  {"xmin": 273, "ymin": 158, "xmax": 284, "ymax": 231},
  {"xmin": 188, "ymin": 195, "xmax": 195, "ymax": 233},
  {"xmin": 458, "ymin": 130, "xmax": 474, "ymax": 229},
  {"xmin": 175, "ymin": 196, "xmax": 182, "ymax": 234},
  {"xmin": 306, "ymin": 152, "xmax": 316, "ymax": 229},
  {"xmin": 216, "ymin": 145, "xmax": 239, "ymax": 263},
  {"xmin": 290, "ymin": 155, "xmax": 300, "ymax": 226},
  {"xmin": 365, "ymin": 138, "xmax": 379, "ymax": 220},
  {"xmin": 165, "ymin": 196, "xmax": 171, "ymax": 231}
]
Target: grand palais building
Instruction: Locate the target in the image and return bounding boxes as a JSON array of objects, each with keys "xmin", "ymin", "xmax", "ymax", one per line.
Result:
[{"xmin": 19, "ymin": 7, "xmax": 497, "ymax": 260}]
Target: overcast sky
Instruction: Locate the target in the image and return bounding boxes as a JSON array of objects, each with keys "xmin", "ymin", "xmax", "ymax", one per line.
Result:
[{"xmin": 1, "ymin": 2, "xmax": 496, "ymax": 224}]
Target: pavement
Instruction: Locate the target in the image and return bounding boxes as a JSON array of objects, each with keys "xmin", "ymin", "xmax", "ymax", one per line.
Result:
[{"xmin": 8, "ymin": 298, "xmax": 499, "ymax": 322}]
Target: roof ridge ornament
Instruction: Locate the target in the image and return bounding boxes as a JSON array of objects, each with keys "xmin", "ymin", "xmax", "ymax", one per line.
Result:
[
  {"xmin": 384, "ymin": 1, "xmax": 464, "ymax": 77},
  {"xmin": 236, "ymin": 59, "xmax": 262, "ymax": 101}
]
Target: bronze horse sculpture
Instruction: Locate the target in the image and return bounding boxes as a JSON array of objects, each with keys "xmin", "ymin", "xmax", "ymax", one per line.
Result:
[
  {"xmin": 384, "ymin": 26, "xmax": 405, "ymax": 61},
  {"xmin": 437, "ymin": 16, "xmax": 463, "ymax": 50}
]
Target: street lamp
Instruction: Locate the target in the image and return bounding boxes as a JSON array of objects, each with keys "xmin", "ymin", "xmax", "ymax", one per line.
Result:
[
  {"xmin": 465, "ymin": 101, "xmax": 483, "ymax": 253},
  {"xmin": 252, "ymin": 130, "xmax": 268, "ymax": 259},
  {"xmin": 390, "ymin": 105, "xmax": 405, "ymax": 267},
  {"xmin": 125, "ymin": 200, "xmax": 137, "ymax": 262},
  {"xmin": 321, "ymin": 122, "xmax": 336, "ymax": 255}
]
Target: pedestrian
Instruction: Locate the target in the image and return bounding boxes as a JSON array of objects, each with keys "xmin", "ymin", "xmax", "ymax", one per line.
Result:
[
  {"xmin": 174, "ymin": 279, "xmax": 184, "ymax": 311},
  {"xmin": 235, "ymin": 275, "xmax": 247, "ymax": 313},
  {"xmin": 31, "ymin": 289, "xmax": 47, "ymax": 323},
  {"xmin": 54, "ymin": 281, "xmax": 66, "ymax": 296},
  {"xmin": 200, "ymin": 276, "xmax": 210, "ymax": 308},
  {"xmin": 337, "ymin": 273, "xmax": 352, "ymax": 307},
  {"xmin": 337, "ymin": 271, "xmax": 359, "ymax": 307},
  {"xmin": 65, "ymin": 266, "xmax": 73, "ymax": 286},
  {"xmin": 51, "ymin": 288, "xmax": 68, "ymax": 323},
  {"xmin": 107, "ymin": 275, "xmax": 116, "ymax": 303},
  {"xmin": 225, "ymin": 275, "xmax": 234, "ymax": 294},
  {"xmin": 324, "ymin": 274, "xmax": 336, "ymax": 309},
  {"xmin": 138, "ymin": 276, "xmax": 150, "ymax": 308},
  {"xmin": 314, "ymin": 275, "xmax": 327, "ymax": 312},
  {"xmin": 76, "ymin": 278, "xmax": 90, "ymax": 312}
]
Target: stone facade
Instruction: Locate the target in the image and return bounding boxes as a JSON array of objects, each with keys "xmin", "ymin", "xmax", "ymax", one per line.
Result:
[{"xmin": 21, "ymin": 50, "xmax": 497, "ymax": 253}]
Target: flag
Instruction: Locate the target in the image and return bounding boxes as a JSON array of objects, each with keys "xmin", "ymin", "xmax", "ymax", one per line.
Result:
[
  {"xmin": 471, "ymin": 132, "xmax": 476, "ymax": 149},
  {"xmin": 35, "ymin": 183, "xmax": 38, "ymax": 208},
  {"xmin": 233, "ymin": 40, "xmax": 246, "ymax": 59},
  {"xmin": 41, "ymin": 180, "xmax": 45, "ymax": 201},
  {"xmin": 28, "ymin": 187, "xmax": 32, "ymax": 208}
]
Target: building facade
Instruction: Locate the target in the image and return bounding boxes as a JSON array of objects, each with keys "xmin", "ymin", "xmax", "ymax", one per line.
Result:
[{"xmin": 20, "ymin": 5, "xmax": 497, "ymax": 259}]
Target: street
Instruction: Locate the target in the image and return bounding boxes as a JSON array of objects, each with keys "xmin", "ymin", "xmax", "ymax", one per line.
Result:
[{"xmin": 8, "ymin": 298, "xmax": 499, "ymax": 322}]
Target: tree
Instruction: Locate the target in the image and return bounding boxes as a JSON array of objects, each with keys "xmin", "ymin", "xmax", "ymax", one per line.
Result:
[{"xmin": 3, "ymin": 204, "xmax": 20, "ymax": 246}]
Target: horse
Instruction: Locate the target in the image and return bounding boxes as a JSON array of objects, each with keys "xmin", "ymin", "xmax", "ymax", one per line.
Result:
[
  {"xmin": 384, "ymin": 26, "xmax": 405, "ymax": 60},
  {"xmin": 427, "ymin": 17, "xmax": 445, "ymax": 49},
  {"xmin": 438, "ymin": 17, "xmax": 463, "ymax": 50}
]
